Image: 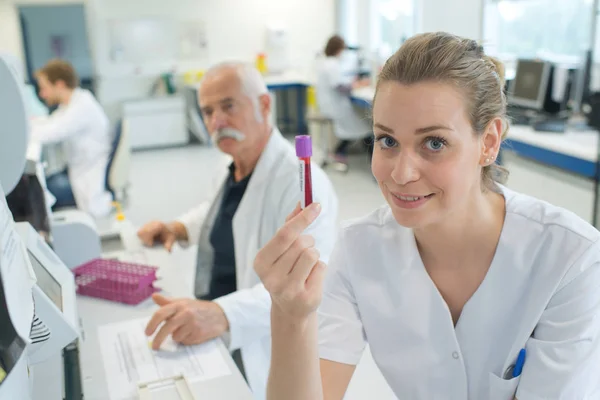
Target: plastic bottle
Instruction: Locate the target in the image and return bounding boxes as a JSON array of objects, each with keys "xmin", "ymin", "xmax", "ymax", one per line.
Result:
[
  {"xmin": 255, "ymin": 53, "xmax": 268, "ymax": 75},
  {"xmin": 112, "ymin": 202, "xmax": 142, "ymax": 252}
]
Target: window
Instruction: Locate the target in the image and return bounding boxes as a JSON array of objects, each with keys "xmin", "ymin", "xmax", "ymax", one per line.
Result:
[
  {"xmin": 337, "ymin": 0, "xmax": 417, "ymax": 57},
  {"xmin": 371, "ymin": 0, "xmax": 417, "ymax": 59},
  {"xmin": 483, "ymin": 0, "xmax": 595, "ymax": 61}
]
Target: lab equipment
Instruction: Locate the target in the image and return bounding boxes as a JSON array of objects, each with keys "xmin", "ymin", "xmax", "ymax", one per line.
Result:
[
  {"xmin": 0, "ymin": 54, "xmax": 28, "ymax": 195},
  {"xmin": 51, "ymin": 209, "xmax": 102, "ymax": 269},
  {"xmin": 0, "ymin": 53, "xmax": 36, "ymax": 400},
  {"xmin": 15, "ymin": 222, "xmax": 81, "ymax": 400},
  {"xmin": 73, "ymin": 258, "xmax": 159, "ymax": 305},
  {"xmin": 295, "ymin": 135, "xmax": 313, "ymax": 208},
  {"xmin": 2, "ymin": 53, "xmax": 91, "ymax": 400}
]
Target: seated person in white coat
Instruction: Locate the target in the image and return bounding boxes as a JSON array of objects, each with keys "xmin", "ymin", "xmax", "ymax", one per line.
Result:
[
  {"xmin": 256, "ymin": 32, "xmax": 600, "ymax": 400},
  {"xmin": 137, "ymin": 62, "xmax": 338, "ymax": 399},
  {"xmin": 316, "ymin": 35, "xmax": 371, "ymax": 170},
  {"xmin": 31, "ymin": 59, "xmax": 112, "ymax": 218}
]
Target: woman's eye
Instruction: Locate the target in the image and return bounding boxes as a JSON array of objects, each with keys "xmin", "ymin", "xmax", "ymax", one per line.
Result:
[
  {"xmin": 377, "ymin": 136, "xmax": 397, "ymax": 149},
  {"xmin": 424, "ymin": 137, "xmax": 446, "ymax": 152}
]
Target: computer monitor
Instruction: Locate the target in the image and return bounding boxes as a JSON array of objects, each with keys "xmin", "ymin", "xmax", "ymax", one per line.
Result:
[{"xmin": 508, "ymin": 59, "xmax": 552, "ymax": 110}]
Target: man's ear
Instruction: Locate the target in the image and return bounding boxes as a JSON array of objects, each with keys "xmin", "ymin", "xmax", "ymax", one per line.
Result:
[
  {"xmin": 55, "ymin": 79, "xmax": 67, "ymax": 91},
  {"xmin": 259, "ymin": 93, "xmax": 271, "ymax": 121}
]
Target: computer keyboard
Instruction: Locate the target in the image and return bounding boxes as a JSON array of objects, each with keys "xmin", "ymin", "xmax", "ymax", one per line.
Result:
[
  {"xmin": 532, "ymin": 119, "xmax": 567, "ymax": 133},
  {"xmin": 510, "ymin": 114, "xmax": 532, "ymax": 126}
]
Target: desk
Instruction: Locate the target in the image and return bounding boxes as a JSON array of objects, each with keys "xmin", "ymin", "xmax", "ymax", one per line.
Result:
[
  {"xmin": 350, "ymin": 86, "xmax": 600, "ymax": 227},
  {"xmin": 77, "ymin": 236, "xmax": 253, "ymax": 400},
  {"xmin": 350, "ymin": 86, "xmax": 375, "ymax": 109},
  {"xmin": 504, "ymin": 125, "xmax": 597, "ymax": 178}
]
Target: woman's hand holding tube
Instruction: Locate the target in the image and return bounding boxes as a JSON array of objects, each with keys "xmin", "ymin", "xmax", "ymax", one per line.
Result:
[{"xmin": 254, "ymin": 202, "xmax": 326, "ymax": 320}]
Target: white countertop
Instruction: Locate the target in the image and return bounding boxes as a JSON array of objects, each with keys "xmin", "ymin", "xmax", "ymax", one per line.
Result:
[
  {"xmin": 77, "ymin": 230, "xmax": 253, "ymax": 400},
  {"xmin": 263, "ymin": 70, "xmax": 313, "ymax": 86},
  {"xmin": 507, "ymin": 125, "xmax": 598, "ymax": 162},
  {"xmin": 351, "ymin": 86, "xmax": 375, "ymax": 103}
]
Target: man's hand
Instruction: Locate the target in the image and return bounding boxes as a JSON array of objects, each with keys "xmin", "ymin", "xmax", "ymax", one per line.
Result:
[
  {"xmin": 145, "ymin": 293, "xmax": 229, "ymax": 350},
  {"xmin": 137, "ymin": 221, "xmax": 186, "ymax": 252}
]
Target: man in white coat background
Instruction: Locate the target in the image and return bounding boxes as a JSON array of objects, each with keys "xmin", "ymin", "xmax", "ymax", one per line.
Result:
[
  {"xmin": 137, "ymin": 62, "xmax": 339, "ymax": 400},
  {"xmin": 30, "ymin": 59, "xmax": 113, "ymax": 218}
]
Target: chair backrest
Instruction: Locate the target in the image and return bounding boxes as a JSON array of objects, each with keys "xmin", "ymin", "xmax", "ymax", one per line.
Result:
[{"xmin": 105, "ymin": 119, "xmax": 131, "ymax": 199}]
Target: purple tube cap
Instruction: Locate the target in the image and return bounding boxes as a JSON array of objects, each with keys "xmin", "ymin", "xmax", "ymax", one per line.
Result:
[{"xmin": 295, "ymin": 135, "xmax": 312, "ymax": 158}]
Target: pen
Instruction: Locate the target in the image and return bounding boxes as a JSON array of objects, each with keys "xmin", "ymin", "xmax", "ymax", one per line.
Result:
[{"xmin": 512, "ymin": 348, "xmax": 526, "ymax": 378}]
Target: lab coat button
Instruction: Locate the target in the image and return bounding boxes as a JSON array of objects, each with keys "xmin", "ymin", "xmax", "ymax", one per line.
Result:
[{"xmin": 452, "ymin": 351, "xmax": 459, "ymax": 359}]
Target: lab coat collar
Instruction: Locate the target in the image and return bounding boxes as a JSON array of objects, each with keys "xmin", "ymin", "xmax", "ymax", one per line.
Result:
[{"xmin": 245, "ymin": 127, "xmax": 288, "ymax": 188}]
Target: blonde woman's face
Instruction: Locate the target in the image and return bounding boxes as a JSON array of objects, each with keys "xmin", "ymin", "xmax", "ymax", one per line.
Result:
[{"xmin": 371, "ymin": 81, "xmax": 485, "ymax": 229}]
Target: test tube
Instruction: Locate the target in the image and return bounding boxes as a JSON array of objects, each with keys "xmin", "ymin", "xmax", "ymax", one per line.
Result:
[{"xmin": 295, "ymin": 135, "xmax": 313, "ymax": 208}]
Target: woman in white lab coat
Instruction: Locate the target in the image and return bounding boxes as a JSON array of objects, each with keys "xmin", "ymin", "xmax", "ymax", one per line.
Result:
[
  {"xmin": 255, "ymin": 32, "xmax": 600, "ymax": 400},
  {"xmin": 30, "ymin": 59, "xmax": 113, "ymax": 218},
  {"xmin": 316, "ymin": 36, "xmax": 371, "ymax": 169}
]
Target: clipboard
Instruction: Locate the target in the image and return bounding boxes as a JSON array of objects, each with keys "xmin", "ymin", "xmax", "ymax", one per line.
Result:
[{"xmin": 137, "ymin": 374, "xmax": 196, "ymax": 400}]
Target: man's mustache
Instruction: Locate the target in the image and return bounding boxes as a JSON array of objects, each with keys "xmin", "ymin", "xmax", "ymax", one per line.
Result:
[{"xmin": 212, "ymin": 127, "xmax": 246, "ymax": 143}]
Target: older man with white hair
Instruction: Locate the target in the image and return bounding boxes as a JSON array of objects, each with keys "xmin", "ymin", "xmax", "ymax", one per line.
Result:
[{"xmin": 137, "ymin": 62, "xmax": 338, "ymax": 399}]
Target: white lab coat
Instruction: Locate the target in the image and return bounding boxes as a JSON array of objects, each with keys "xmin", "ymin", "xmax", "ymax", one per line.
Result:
[
  {"xmin": 319, "ymin": 186, "xmax": 600, "ymax": 400},
  {"xmin": 30, "ymin": 88, "xmax": 113, "ymax": 218},
  {"xmin": 176, "ymin": 129, "xmax": 338, "ymax": 400},
  {"xmin": 315, "ymin": 56, "xmax": 370, "ymax": 140}
]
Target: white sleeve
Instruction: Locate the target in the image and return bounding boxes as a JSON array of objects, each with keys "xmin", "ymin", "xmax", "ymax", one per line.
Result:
[
  {"xmin": 516, "ymin": 241, "xmax": 600, "ymax": 399},
  {"xmin": 213, "ymin": 283, "xmax": 271, "ymax": 351},
  {"xmin": 30, "ymin": 101, "xmax": 87, "ymax": 144},
  {"xmin": 318, "ymin": 231, "xmax": 366, "ymax": 365},
  {"xmin": 175, "ymin": 202, "xmax": 210, "ymax": 246},
  {"xmin": 215, "ymin": 169, "xmax": 339, "ymax": 351}
]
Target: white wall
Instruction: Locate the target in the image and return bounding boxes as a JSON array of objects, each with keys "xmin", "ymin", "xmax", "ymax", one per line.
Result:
[
  {"xmin": 94, "ymin": 0, "xmax": 335, "ymax": 122},
  {"xmin": 0, "ymin": 0, "xmax": 24, "ymax": 64},
  {"xmin": 0, "ymin": 0, "xmax": 335, "ymax": 121}
]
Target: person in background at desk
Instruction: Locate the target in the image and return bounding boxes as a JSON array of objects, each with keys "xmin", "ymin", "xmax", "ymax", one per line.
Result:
[
  {"xmin": 30, "ymin": 59, "xmax": 113, "ymax": 218},
  {"xmin": 137, "ymin": 62, "xmax": 338, "ymax": 400},
  {"xmin": 255, "ymin": 32, "xmax": 600, "ymax": 400},
  {"xmin": 316, "ymin": 35, "xmax": 372, "ymax": 172}
]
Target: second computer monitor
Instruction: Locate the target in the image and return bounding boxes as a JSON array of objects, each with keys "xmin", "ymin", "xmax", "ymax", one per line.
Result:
[{"xmin": 509, "ymin": 59, "xmax": 552, "ymax": 111}]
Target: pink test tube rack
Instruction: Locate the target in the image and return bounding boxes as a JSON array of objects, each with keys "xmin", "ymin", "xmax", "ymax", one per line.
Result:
[{"xmin": 73, "ymin": 258, "xmax": 159, "ymax": 305}]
